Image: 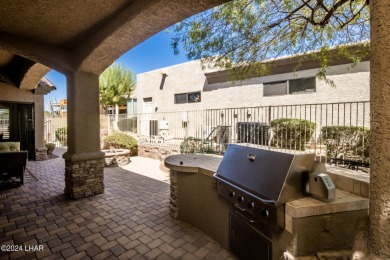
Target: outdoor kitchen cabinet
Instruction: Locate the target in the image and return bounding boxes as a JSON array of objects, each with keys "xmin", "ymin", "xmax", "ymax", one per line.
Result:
[
  {"xmin": 165, "ymin": 151, "xmax": 369, "ymax": 260},
  {"xmin": 165, "ymin": 154, "xmax": 230, "ymax": 249}
]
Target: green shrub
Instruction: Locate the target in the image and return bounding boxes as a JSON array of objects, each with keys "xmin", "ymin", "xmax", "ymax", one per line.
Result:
[
  {"xmin": 180, "ymin": 137, "xmax": 215, "ymax": 154},
  {"xmin": 103, "ymin": 132, "xmax": 138, "ymax": 155},
  {"xmin": 270, "ymin": 118, "xmax": 316, "ymax": 151},
  {"xmin": 321, "ymin": 126, "xmax": 370, "ymax": 161},
  {"xmin": 117, "ymin": 117, "xmax": 137, "ymax": 133},
  {"xmin": 55, "ymin": 127, "xmax": 67, "ymax": 145},
  {"xmin": 45, "ymin": 143, "xmax": 56, "ymax": 154}
]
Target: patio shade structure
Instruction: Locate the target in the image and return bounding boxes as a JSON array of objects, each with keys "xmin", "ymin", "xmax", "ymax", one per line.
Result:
[{"xmin": 0, "ymin": 0, "xmax": 228, "ymax": 199}]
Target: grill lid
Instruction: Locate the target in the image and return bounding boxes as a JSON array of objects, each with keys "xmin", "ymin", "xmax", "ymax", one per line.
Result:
[{"xmin": 215, "ymin": 144, "xmax": 315, "ymax": 204}]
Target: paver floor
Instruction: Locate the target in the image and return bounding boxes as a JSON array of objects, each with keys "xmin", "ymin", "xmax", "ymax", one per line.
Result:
[{"xmin": 0, "ymin": 148, "xmax": 236, "ymax": 260}]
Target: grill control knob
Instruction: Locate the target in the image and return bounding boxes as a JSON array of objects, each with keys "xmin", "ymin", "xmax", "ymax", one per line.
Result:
[
  {"xmin": 228, "ymin": 190, "xmax": 236, "ymax": 198},
  {"xmin": 247, "ymin": 201, "xmax": 255, "ymax": 209},
  {"xmin": 260, "ymin": 208, "xmax": 269, "ymax": 218},
  {"xmin": 237, "ymin": 196, "xmax": 244, "ymax": 203}
]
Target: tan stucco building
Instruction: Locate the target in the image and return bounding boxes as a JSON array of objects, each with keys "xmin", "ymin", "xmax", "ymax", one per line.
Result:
[{"xmin": 137, "ymin": 59, "xmax": 370, "ymax": 112}]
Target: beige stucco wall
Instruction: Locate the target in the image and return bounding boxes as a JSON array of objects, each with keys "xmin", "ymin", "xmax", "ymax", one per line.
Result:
[
  {"xmin": 0, "ymin": 82, "xmax": 44, "ymax": 148},
  {"xmin": 136, "ymin": 60, "xmax": 370, "ymax": 140},
  {"xmin": 136, "ymin": 60, "xmax": 370, "ymax": 112}
]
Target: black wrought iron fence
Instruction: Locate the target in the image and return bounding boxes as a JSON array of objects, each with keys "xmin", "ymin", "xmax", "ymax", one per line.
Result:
[
  {"xmin": 46, "ymin": 101, "xmax": 370, "ymax": 169},
  {"xmin": 100, "ymin": 101, "xmax": 369, "ymax": 167}
]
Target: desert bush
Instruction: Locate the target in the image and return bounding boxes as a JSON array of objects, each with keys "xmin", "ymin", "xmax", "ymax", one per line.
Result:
[
  {"xmin": 180, "ymin": 137, "xmax": 215, "ymax": 154},
  {"xmin": 103, "ymin": 131, "xmax": 138, "ymax": 155},
  {"xmin": 55, "ymin": 127, "xmax": 67, "ymax": 145},
  {"xmin": 270, "ymin": 118, "xmax": 316, "ymax": 151},
  {"xmin": 321, "ymin": 126, "xmax": 370, "ymax": 161},
  {"xmin": 45, "ymin": 143, "xmax": 56, "ymax": 154},
  {"xmin": 117, "ymin": 117, "xmax": 137, "ymax": 133}
]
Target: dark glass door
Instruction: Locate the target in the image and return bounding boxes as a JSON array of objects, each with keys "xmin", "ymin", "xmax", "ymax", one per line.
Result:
[
  {"xmin": 0, "ymin": 101, "xmax": 35, "ymax": 159},
  {"xmin": 18, "ymin": 104, "xmax": 35, "ymax": 159}
]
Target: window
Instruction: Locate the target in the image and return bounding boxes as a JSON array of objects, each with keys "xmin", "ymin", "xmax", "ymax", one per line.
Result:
[
  {"xmin": 0, "ymin": 105, "xmax": 9, "ymax": 140},
  {"xmin": 143, "ymin": 97, "xmax": 154, "ymax": 113},
  {"xmin": 289, "ymin": 77, "xmax": 316, "ymax": 94},
  {"xmin": 127, "ymin": 98, "xmax": 137, "ymax": 115},
  {"xmin": 174, "ymin": 92, "xmax": 201, "ymax": 104},
  {"xmin": 188, "ymin": 92, "xmax": 201, "ymax": 103},
  {"xmin": 263, "ymin": 81, "xmax": 287, "ymax": 96},
  {"xmin": 263, "ymin": 77, "xmax": 315, "ymax": 97},
  {"xmin": 174, "ymin": 93, "xmax": 187, "ymax": 104}
]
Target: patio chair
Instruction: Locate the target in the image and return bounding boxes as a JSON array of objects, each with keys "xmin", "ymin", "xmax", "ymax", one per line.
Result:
[{"xmin": 0, "ymin": 151, "xmax": 28, "ymax": 186}]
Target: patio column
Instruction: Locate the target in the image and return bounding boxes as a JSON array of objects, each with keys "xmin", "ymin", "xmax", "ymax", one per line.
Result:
[
  {"xmin": 369, "ymin": 1, "xmax": 390, "ymax": 258},
  {"xmin": 63, "ymin": 70, "xmax": 104, "ymax": 199}
]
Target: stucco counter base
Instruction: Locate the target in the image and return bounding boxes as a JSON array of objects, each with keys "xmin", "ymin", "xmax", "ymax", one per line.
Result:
[
  {"xmin": 164, "ymin": 154, "xmax": 229, "ymax": 249},
  {"xmin": 284, "ymin": 189, "xmax": 369, "ymax": 258}
]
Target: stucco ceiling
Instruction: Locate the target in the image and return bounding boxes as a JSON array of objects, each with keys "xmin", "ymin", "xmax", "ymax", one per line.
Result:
[
  {"xmin": 0, "ymin": 0, "xmax": 228, "ymax": 90},
  {"xmin": 0, "ymin": 49, "xmax": 13, "ymax": 66},
  {"xmin": 0, "ymin": 0, "xmax": 134, "ymax": 49}
]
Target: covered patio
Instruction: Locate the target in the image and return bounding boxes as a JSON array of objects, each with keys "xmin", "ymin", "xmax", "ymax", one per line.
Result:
[
  {"xmin": 1, "ymin": 1, "xmax": 390, "ymax": 259},
  {"xmin": 0, "ymin": 149, "xmax": 235, "ymax": 259}
]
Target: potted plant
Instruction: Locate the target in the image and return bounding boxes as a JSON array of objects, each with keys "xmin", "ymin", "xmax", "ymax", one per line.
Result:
[{"xmin": 45, "ymin": 143, "xmax": 56, "ymax": 157}]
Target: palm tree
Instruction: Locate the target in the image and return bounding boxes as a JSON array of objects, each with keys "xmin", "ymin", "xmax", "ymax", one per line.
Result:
[{"xmin": 99, "ymin": 63, "xmax": 136, "ymax": 127}]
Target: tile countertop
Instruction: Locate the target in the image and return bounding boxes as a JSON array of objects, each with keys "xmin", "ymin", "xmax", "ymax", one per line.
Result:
[
  {"xmin": 164, "ymin": 154, "xmax": 223, "ymax": 177},
  {"xmin": 286, "ymin": 189, "xmax": 369, "ymax": 219}
]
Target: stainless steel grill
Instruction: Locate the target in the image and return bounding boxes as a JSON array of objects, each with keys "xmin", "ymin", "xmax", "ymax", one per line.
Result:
[{"xmin": 214, "ymin": 144, "xmax": 317, "ymax": 260}]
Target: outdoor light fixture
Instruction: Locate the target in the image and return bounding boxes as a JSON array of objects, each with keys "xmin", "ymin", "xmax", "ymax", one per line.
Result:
[
  {"xmin": 220, "ymin": 111, "xmax": 224, "ymax": 117},
  {"xmin": 247, "ymin": 111, "xmax": 252, "ymax": 118}
]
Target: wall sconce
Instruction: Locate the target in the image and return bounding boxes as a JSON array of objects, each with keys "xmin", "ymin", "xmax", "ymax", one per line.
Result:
[
  {"xmin": 247, "ymin": 111, "xmax": 252, "ymax": 118},
  {"xmin": 220, "ymin": 111, "xmax": 224, "ymax": 117},
  {"xmin": 234, "ymin": 111, "xmax": 238, "ymax": 118}
]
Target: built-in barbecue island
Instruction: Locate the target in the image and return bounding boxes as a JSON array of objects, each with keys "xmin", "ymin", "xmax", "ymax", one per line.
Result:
[{"xmin": 164, "ymin": 145, "xmax": 369, "ymax": 260}]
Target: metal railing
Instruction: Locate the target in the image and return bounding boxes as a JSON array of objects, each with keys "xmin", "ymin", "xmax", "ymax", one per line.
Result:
[
  {"xmin": 44, "ymin": 101, "xmax": 371, "ymax": 169},
  {"xmin": 44, "ymin": 116, "xmax": 67, "ymax": 146},
  {"xmin": 102, "ymin": 101, "xmax": 370, "ymax": 162}
]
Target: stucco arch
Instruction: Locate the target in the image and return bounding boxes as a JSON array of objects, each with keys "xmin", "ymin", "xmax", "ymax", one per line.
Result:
[
  {"xmin": 0, "ymin": 0, "xmax": 227, "ymax": 79},
  {"xmin": 74, "ymin": 0, "xmax": 227, "ymax": 75},
  {"xmin": 20, "ymin": 63, "xmax": 51, "ymax": 90}
]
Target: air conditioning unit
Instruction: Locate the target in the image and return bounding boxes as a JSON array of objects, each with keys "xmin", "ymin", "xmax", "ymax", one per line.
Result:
[{"xmin": 236, "ymin": 122, "xmax": 269, "ymax": 145}]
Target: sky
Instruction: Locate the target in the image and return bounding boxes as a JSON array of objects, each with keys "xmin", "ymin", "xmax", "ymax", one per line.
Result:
[{"xmin": 44, "ymin": 29, "xmax": 189, "ymax": 110}]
